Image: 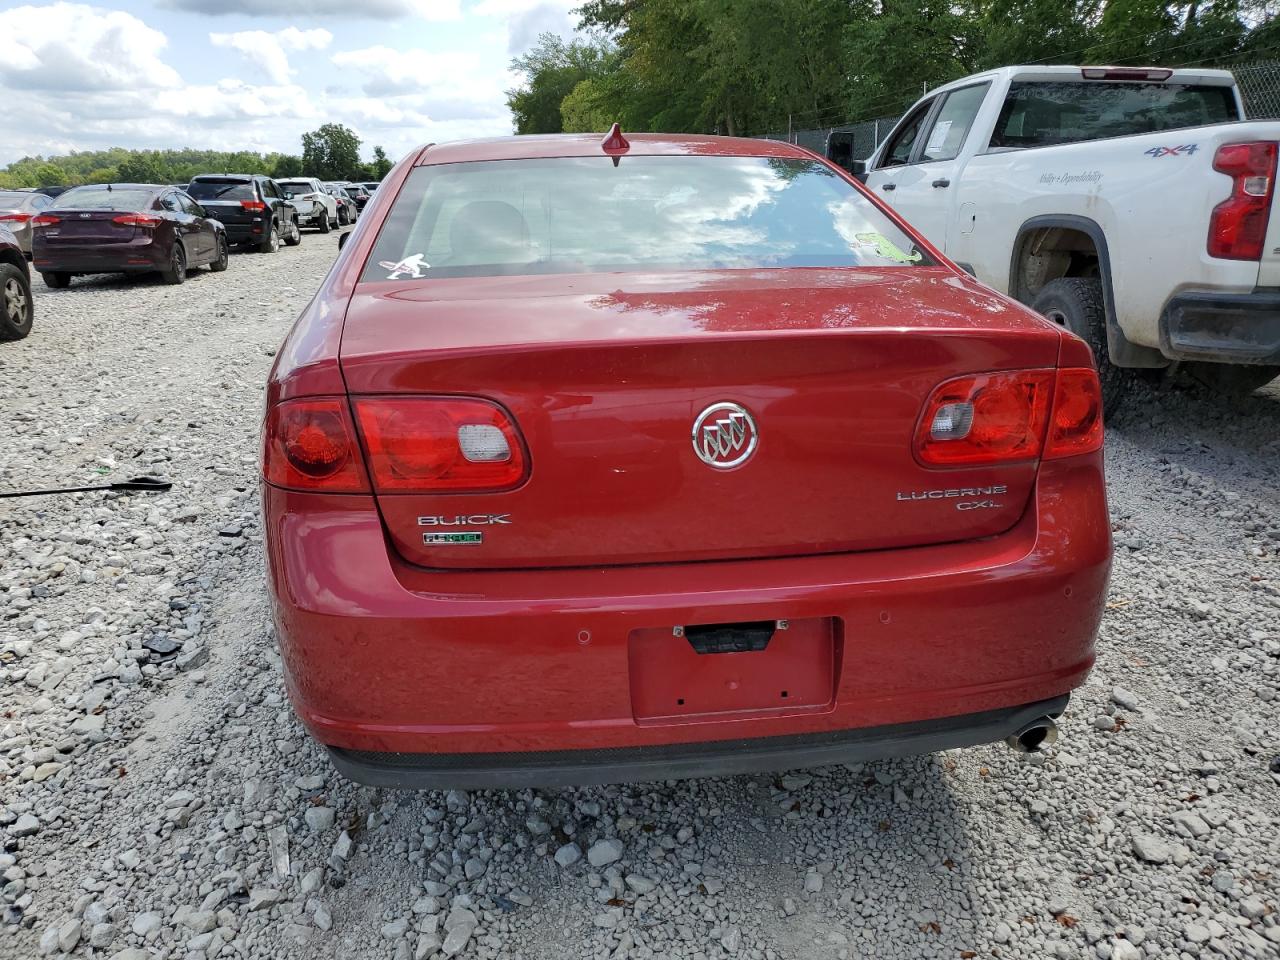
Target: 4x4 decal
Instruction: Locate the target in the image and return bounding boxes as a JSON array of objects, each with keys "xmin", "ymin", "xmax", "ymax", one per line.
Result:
[{"xmin": 1145, "ymin": 144, "xmax": 1198, "ymax": 158}]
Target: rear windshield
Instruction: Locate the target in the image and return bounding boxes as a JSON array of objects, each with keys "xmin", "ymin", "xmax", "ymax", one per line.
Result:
[
  {"xmin": 187, "ymin": 180, "xmax": 255, "ymax": 201},
  {"xmin": 991, "ymin": 81, "xmax": 1239, "ymax": 149},
  {"xmin": 52, "ymin": 187, "xmax": 156, "ymax": 210},
  {"xmin": 361, "ymin": 155, "xmax": 932, "ymax": 281},
  {"xmin": 278, "ymin": 181, "xmax": 313, "ymax": 193}
]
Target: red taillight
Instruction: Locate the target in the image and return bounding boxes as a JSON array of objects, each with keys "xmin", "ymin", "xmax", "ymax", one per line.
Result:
[
  {"xmin": 240, "ymin": 200, "xmax": 267, "ymax": 212},
  {"xmin": 352, "ymin": 397, "xmax": 528, "ymax": 493},
  {"xmin": 0, "ymin": 213, "xmax": 32, "ymax": 224},
  {"xmin": 915, "ymin": 370, "xmax": 1054, "ymax": 466},
  {"xmin": 262, "ymin": 398, "xmax": 369, "ymax": 493},
  {"xmin": 916, "ymin": 368, "xmax": 1103, "ymax": 466},
  {"xmin": 1045, "ymin": 368, "xmax": 1104, "ymax": 459},
  {"xmin": 1208, "ymin": 141, "xmax": 1277, "ymax": 260},
  {"xmin": 32, "ymin": 214, "xmax": 60, "ymax": 227},
  {"xmin": 112, "ymin": 213, "xmax": 162, "ymax": 227}
]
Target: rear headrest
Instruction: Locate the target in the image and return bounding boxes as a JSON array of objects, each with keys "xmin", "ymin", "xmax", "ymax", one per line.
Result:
[{"xmin": 449, "ymin": 200, "xmax": 531, "ymax": 264}]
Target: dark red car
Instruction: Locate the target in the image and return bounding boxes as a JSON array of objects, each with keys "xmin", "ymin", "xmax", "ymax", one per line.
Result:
[
  {"xmin": 262, "ymin": 132, "xmax": 1111, "ymax": 789},
  {"xmin": 31, "ymin": 183, "xmax": 228, "ymax": 288}
]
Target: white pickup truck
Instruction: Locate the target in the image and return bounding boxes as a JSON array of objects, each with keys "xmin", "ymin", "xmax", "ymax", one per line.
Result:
[{"xmin": 856, "ymin": 65, "xmax": 1280, "ymax": 410}]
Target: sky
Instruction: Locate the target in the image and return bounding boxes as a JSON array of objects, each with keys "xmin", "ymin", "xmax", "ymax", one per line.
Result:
[{"xmin": 0, "ymin": 0, "xmax": 582, "ymax": 166}]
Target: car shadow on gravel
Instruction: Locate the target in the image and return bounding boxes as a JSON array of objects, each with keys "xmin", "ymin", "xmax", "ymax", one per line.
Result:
[
  {"xmin": 1107, "ymin": 377, "xmax": 1280, "ymax": 503},
  {"xmin": 355, "ymin": 753, "xmax": 1001, "ymax": 960}
]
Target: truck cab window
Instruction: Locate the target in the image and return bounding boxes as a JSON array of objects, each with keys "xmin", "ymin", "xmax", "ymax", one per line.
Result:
[{"xmin": 921, "ymin": 83, "xmax": 991, "ymax": 162}]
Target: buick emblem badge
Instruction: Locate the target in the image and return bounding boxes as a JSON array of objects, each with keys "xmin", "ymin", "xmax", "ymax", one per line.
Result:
[{"xmin": 692, "ymin": 401, "xmax": 758, "ymax": 469}]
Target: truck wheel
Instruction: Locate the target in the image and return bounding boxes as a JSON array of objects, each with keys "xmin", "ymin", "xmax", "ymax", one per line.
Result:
[
  {"xmin": 1185, "ymin": 362, "xmax": 1279, "ymax": 396},
  {"xmin": 1032, "ymin": 277, "xmax": 1131, "ymax": 418},
  {"xmin": 0, "ymin": 263, "xmax": 33, "ymax": 340}
]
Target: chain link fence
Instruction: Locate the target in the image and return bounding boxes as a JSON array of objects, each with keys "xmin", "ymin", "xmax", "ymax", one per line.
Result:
[
  {"xmin": 762, "ymin": 60, "xmax": 1280, "ymax": 161},
  {"xmin": 1235, "ymin": 60, "xmax": 1280, "ymax": 118}
]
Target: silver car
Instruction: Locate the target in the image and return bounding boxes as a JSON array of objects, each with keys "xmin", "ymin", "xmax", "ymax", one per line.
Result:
[{"xmin": 0, "ymin": 190, "xmax": 55, "ymax": 255}]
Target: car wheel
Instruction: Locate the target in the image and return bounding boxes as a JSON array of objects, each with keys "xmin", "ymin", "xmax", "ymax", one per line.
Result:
[
  {"xmin": 161, "ymin": 243, "xmax": 187, "ymax": 285},
  {"xmin": 1031, "ymin": 277, "xmax": 1131, "ymax": 419},
  {"xmin": 0, "ymin": 264, "xmax": 34, "ymax": 341},
  {"xmin": 209, "ymin": 235, "xmax": 230, "ymax": 273},
  {"xmin": 337, "ymin": 207, "xmax": 350, "ymax": 226},
  {"xmin": 317, "ymin": 214, "xmax": 331, "ymax": 234},
  {"xmin": 258, "ymin": 223, "xmax": 279, "ymax": 254},
  {"xmin": 1185, "ymin": 362, "xmax": 1280, "ymax": 396},
  {"xmin": 284, "ymin": 217, "xmax": 302, "ymax": 246},
  {"xmin": 42, "ymin": 271, "xmax": 70, "ymax": 289}
]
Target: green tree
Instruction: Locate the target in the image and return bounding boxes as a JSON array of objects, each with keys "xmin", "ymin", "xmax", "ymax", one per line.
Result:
[
  {"xmin": 301, "ymin": 123, "xmax": 363, "ymax": 180},
  {"xmin": 271, "ymin": 154, "xmax": 304, "ymax": 178},
  {"xmin": 370, "ymin": 146, "xmax": 393, "ymax": 180},
  {"xmin": 506, "ymin": 33, "xmax": 616, "ymax": 133}
]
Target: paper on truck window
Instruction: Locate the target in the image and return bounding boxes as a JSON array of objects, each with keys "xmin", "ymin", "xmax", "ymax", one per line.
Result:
[{"xmin": 926, "ymin": 120, "xmax": 953, "ymax": 156}]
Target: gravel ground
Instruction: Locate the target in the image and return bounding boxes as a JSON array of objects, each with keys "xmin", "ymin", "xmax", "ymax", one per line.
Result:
[{"xmin": 1, "ymin": 237, "xmax": 1277, "ymax": 960}]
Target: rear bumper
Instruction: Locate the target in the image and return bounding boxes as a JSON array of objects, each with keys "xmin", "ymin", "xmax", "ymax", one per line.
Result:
[
  {"xmin": 32, "ymin": 239, "xmax": 165, "ymax": 273},
  {"xmin": 263, "ymin": 454, "xmax": 1110, "ymax": 785},
  {"xmin": 330, "ymin": 695, "xmax": 1069, "ymax": 788},
  {"xmin": 1160, "ymin": 289, "xmax": 1280, "ymax": 363}
]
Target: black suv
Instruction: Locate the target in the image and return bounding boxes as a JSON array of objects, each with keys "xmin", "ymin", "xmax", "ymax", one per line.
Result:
[
  {"xmin": 1, "ymin": 223, "xmax": 34, "ymax": 340},
  {"xmin": 186, "ymin": 175, "xmax": 301, "ymax": 253}
]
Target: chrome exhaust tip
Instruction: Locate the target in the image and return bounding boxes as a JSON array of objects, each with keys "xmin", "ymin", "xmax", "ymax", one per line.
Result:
[{"xmin": 1005, "ymin": 717, "xmax": 1059, "ymax": 753}]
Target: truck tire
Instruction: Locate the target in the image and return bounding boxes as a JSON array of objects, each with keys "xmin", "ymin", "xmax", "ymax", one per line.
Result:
[
  {"xmin": 1032, "ymin": 277, "xmax": 1131, "ymax": 418},
  {"xmin": 1185, "ymin": 362, "xmax": 1279, "ymax": 396}
]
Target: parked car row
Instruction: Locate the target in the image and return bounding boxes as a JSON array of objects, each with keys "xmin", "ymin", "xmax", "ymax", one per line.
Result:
[{"xmin": 0, "ymin": 174, "xmax": 381, "ymax": 340}]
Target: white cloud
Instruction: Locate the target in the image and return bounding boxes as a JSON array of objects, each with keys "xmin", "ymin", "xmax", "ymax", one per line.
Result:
[
  {"xmin": 332, "ymin": 46, "xmax": 506, "ymax": 102},
  {"xmin": 159, "ymin": 0, "xmax": 461, "ymax": 20},
  {"xmin": 473, "ymin": 0, "xmax": 579, "ymax": 54},
  {"xmin": 0, "ymin": 3, "xmax": 180, "ymax": 92},
  {"xmin": 209, "ymin": 27, "xmax": 333, "ymax": 86}
]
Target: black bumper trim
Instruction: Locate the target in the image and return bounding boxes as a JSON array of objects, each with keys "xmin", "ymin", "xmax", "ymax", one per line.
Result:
[
  {"xmin": 1160, "ymin": 290, "xmax": 1280, "ymax": 363},
  {"xmin": 326, "ymin": 695, "xmax": 1070, "ymax": 789}
]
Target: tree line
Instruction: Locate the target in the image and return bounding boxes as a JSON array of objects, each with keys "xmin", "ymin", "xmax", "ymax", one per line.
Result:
[
  {"xmin": 507, "ymin": 0, "xmax": 1280, "ymax": 138},
  {"xmin": 0, "ymin": 124, "xmax": 393, "ymax": 190}
]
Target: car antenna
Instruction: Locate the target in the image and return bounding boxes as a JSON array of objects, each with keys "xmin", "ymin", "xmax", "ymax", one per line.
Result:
[
  {"xmin": 0, "ymin": 476, "xmax": 173, "ymax": 499},
  {"xmin": 601, "ymin": 122, "xmax": 630, "ymax": 167}
]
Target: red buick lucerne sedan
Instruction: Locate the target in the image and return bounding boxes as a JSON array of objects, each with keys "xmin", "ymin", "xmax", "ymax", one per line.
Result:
[{"xmin": 262, "ymin": 130, "xmax": 1111, "ymax": 789}]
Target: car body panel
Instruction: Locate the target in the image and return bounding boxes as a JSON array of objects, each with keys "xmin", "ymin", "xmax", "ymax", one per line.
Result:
[{"xmin": 263, "ymin": 452, "xmax": 1109, "ymax": 757}]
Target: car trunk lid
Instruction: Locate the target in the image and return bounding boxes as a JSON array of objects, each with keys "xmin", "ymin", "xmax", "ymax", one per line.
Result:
[
  {"xmin": 39, "ymin": 210, "xmax": 136, "ymax": 244},
  {"xmin": 339, "ymin": 267, "xmax": 1063, "ymax": 570}
]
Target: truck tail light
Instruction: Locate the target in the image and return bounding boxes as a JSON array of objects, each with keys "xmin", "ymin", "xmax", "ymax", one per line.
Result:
[
  {"xmin": 1208, "ymin": 141, "xmax": 1277, "ymax": 260},
  {"xmin": 112, "ymin": 213, "xmax": 162, "ymax": 227},
  {"xmin": 352, "ymin": 397, "xmax": 528, "ymax": 493},
  {"xmin": 262, "ymin": 398, "xmax": 370, "ymax": 493},
  {"xmin": 240, "ymin": 199, "xmax": 268, "ymax": 212},
  {"xmin": 916, "ymin": 368, "xmax": 1104, "ymax": 466}
]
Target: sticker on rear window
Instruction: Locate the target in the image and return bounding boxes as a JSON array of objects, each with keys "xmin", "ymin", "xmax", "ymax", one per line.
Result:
[
  {"xmin": 379, "ymin": 253, "xmax": 429, "ymax": 279},
  {"xmin": 854, "ymin": 232, "xmax": 923, "ymax": 264}
]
